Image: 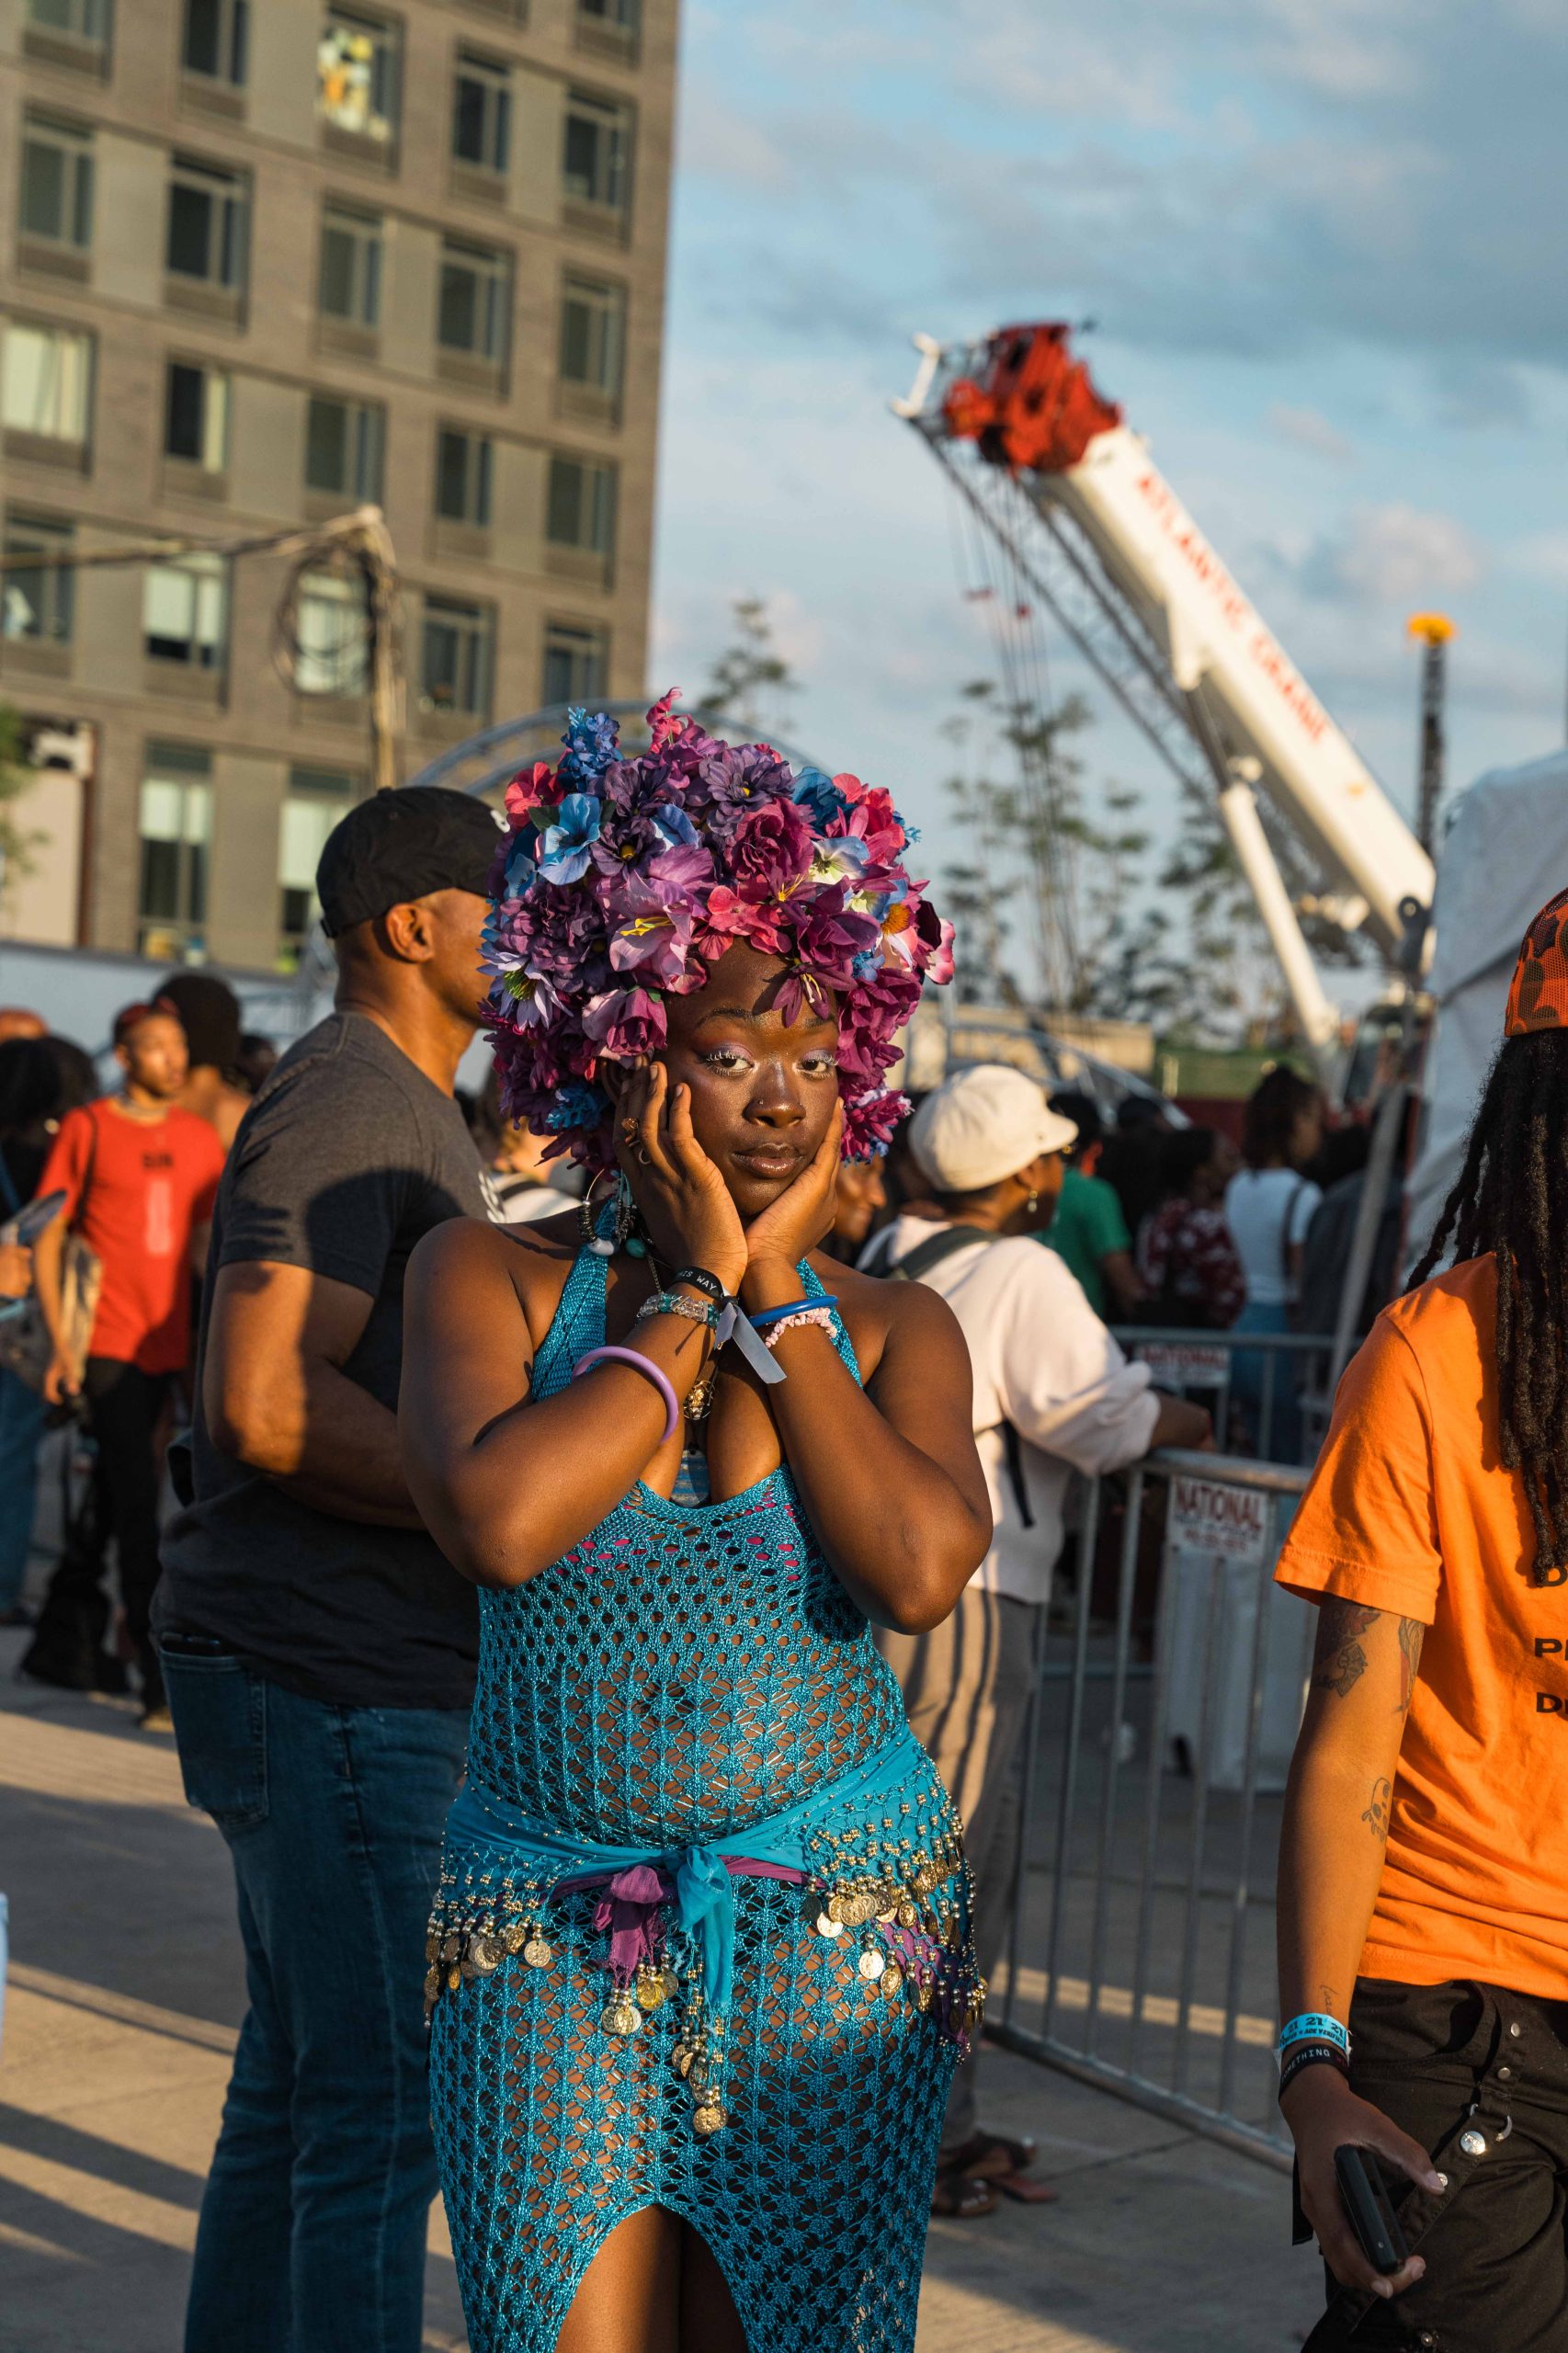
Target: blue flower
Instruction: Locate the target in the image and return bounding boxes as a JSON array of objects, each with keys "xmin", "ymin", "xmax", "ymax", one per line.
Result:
[
  {"xmin": 537, "ymin": 792, "xmax": 602, "ymax": 884},
  {"xmin": 559, "ymin": 707, "xmax": 620, "ymax": 784},
  {"xmin": 791, "ymin": 767, "xmax": 848, "ymax": 828},
  {"xmin": 503, "ymin": 837, "xmax": 538, "ymax": 895},
  {"xmin": 851, "ymin": 949, "xmax": 882, "ymax": 980},
  {"xmin": 652, "ymin": 801, "xmax": 699, "ymax": 850},
  {"xmin": 541, "ymin": 1079, "xmax": 606, "ymax": 1132}
]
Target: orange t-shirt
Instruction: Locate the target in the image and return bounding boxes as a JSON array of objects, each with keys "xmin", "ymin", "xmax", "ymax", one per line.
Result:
[
  {"xmin": 39, "ymin": 1099, "xmax": 225, "ymax": 1375},
  {"xmin": 1277, "ymin": 1253, "xmax": 1568, "ymax": 1998}
]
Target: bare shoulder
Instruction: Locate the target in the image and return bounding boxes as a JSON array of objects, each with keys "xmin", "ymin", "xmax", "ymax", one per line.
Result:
[{"xmin": 811, "ymin": 1250, "xmax": 970, "ymax": 1383}]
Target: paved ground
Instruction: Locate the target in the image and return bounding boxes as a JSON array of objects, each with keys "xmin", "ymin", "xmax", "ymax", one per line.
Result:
[{"xmin": 0, "ymin": 1623, "xmax": 1323, "ymax": 2353}]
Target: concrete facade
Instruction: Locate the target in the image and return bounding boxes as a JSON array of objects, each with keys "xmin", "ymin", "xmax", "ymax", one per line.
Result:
[{"xmin": 0, "ymin": 0, "xmax": 676, "ymax": 967}]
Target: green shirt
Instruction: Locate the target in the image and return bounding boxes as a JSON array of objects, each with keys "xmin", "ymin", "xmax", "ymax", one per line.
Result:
[{"xmin": 1040, "ymin": 1167, "xmax": 1131, "ymax": 1318}]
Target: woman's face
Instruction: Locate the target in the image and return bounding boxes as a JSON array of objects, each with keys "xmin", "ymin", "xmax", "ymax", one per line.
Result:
[
  {"xmin": 658, "ymin": 940, "xmax": 841, "ymax": 1221},
  {"xmin": 1291, "ymin": 1097, "xmax": 1324, "ymax": 1167}
]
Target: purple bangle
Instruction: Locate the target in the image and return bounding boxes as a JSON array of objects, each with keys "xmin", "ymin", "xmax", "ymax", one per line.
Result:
[{"xmin": 572, "ymin": 1345, "xmax": 679, "ymax": 1446}]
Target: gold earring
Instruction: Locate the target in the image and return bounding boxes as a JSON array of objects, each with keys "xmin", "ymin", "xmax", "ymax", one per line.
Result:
[{"xmin": 1025, "ymin": 1188, "xmax": 1040, "ymax": 1215}]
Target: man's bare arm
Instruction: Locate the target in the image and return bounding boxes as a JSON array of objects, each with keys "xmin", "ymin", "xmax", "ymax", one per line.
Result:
[{"xmin": 203, "ymin": 1259, "xmax": 422, "ymax": 1527}]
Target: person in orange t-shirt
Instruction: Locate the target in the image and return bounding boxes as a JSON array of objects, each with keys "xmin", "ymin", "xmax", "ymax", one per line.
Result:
[
  {"xmin": 1275, "ymin": 884, "xmax": 1568, "ymax": 2351},
  {"xmin": 26, "ymin": 1001, "xmax": 223, "ymax": 1723}
]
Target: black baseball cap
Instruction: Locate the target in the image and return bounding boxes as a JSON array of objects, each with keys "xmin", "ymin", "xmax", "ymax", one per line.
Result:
[{"xmin": 315, "ymin": 786, "xmax": 503, "ymax": 938}]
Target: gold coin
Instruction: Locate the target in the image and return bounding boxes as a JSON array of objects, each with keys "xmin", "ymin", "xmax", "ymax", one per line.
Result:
[
  {"xmin": 915, "ymin": 1979, "xmax": 933, "ymax": 2013},
  {"xmin": 501, "ymin": 1922, "xmax": 528, "ymax": 1955},
  {"xmin": 661, "ymin": 1967, "xmax": 680, "ymax": 2001},
  {"xmin": 898, "ymin": 1902, "xmax": 917, "ymax": 1928},
  {"xmin": 815, "ymin": 1912, "xmax": 844, "ymax": 1939},
  {"xmin": 469, "ymin": 1934, "xmax": 501, "ymax": 1975},
  {"xmin": 825, "ymin": 1893, "xmax": 846, "ymax": 1925},
  {"xmin": 636, "ymin": 1974, "xmax": 667, "ymax": 2014},
  {"xmin": 523, "ymin": 1938, "xmax": 553, "ymax": 1969},
  {"xmin": 881, "ymin": 1963, "xmax": 904, "ymax": 2001},
  {"xmin": 858, "ymin": 1949, "xmax": 886, "ymax": 1982},
  {"xmin": 602, "ymin": 1999, "xmax": 642, "ymax": 2038},
  {"xmin": 447, "ymin": 1965, "xmax": 461, "ymax": 1993},
  {"xmin": 441, "ymin": 1933, "xmax": 460, "ymax": 1967},
  {"xmin": 693, "ymin": 2101, "xmax": 727, "ymax": 2139},
  {"xmin": 425, "ymin": 1931, "xmax": 440, "ymax": 1963},
  {"xmin": 672, "ymin": 2042, "xmax": 695, "ymax": 2078},
  {"xmin": 423, "ymin": 1965, "xmax": 441, "ymax": 2003}
]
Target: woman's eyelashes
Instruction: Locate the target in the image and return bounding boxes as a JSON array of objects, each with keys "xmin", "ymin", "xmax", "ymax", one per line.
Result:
[
  {"xmin": 801, "ymin": 1052, "xmax": 840, "ymax": 1079},
  {"xmin": 696, "ymin": 1047, "xmax": 839, "ymax": 1079}
]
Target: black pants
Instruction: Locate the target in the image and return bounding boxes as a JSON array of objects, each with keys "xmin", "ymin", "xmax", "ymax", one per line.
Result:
[
  {"xmin": 23, "ymin": 1358, "xmax": 169, "ymax": 1686},
  {"xmin": 1304, "ymin": 1977, "xmax": 1568, "ymax": 2352}
]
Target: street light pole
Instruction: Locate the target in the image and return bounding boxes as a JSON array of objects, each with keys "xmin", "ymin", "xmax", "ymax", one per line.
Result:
[{"xmin": 1407, "ymin": 613, "xmax": 1455, "ymax": 857}]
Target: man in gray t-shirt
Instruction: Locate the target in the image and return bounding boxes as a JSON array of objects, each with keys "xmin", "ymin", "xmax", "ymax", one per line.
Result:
[{"xmin": 154, "ymin": 786, "xmax": 502, "ymax": 2351}]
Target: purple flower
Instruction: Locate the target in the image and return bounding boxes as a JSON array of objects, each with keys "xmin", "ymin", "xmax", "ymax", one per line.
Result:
[
  {"xmin": 608, "ymin": 877, "xmax": 696, "ymax": 989},
  {"xmin": 788, "ymin": 884, "xmax": 881, "ymax": 987},
  {"xmin": 559, "ymin": 707, "xmax": 620, "ymax": 783},
  {"xmin": 583, "ymin": 985, "xmax": 667, "ymax": 1059},
  {"xmin": 842, "ymin": 1086, "xmax": 910, "ymax": 1163},
  {"xmin": 537, "ymin": 792, "xmax": 601, "ymax": 885},
  {"xmin": 498, "ymin": 970, "xmax": 563, "ymax": 1029}
]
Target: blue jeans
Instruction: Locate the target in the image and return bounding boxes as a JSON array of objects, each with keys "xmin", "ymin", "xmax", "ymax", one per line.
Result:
[
  {"xmin": 162, "ymin": 1646, "xmax": 469, "ymax": 2353},
  {"xmin": 1230, "ymin": 1298, "xmax": 1304, "ymax": 1464},
  {"xmin": 0, "ymin": 1362, "xmax": 46, "ymax": 1610}
]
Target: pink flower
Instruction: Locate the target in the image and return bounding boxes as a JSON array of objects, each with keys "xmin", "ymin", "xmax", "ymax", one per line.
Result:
[
  {"xmin": 608, "ymin": 878, "xmax": 696, "ymax": 989},
  {"xmin": 647, "ymin": 688, "xmax": 683, "ymax": 753},
  {"xmin": 505, "ymin": 762, "xmax": 558, "ymax": 825},
  {"xmin": 692, "ymin": 882, "xmax": 752, "ymax": 961},
  {"xmin": 842, "ymin": 1086, "xmax": 910, "ymax": 1163},
  {"xmin": 915, "ymin": 898, "xmax": 956, "ymax": 985},
  {"xmin": 731, "ymin": 798, "xmax": 813, "ymax": 902},
  {"xmin": 582, "ymin": 985, "xmax": 666, "ymax": 1059}
]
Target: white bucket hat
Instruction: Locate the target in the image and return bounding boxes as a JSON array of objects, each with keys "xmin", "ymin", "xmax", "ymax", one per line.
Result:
[{"xmin": 908, "ymin": 1064, "xmax": 1079, "ymax": 1193}]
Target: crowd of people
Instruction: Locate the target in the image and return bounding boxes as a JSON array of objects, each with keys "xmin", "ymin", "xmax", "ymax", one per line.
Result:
[{"xmin": 2, "ymin": 706, "xmax": 1541, "ymax": 2353}]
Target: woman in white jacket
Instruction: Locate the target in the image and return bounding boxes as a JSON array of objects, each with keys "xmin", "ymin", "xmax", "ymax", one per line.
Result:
[{"xmin": 869, "ymin": 1065, "xmax": 1212, "ymax": 2215}]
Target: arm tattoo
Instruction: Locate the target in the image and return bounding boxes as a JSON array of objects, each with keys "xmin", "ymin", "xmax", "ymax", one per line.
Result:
[
  {"xmin": 1311, "ymin": 1599, "xmax": 1381, "ymax": 1698},
  {"xmin": 1396, "ymin": 1618, "xmax": 1425, "ymax": 1715},
  {"xmin": 1361, "ymin": 1777, "xmax": 1392, "ymax": 1844}
]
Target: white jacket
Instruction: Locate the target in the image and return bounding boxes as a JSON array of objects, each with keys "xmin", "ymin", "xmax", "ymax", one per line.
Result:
[{"xmin": 862, "ymin": 1215, "xmax": 1159, "ymax": 1604}]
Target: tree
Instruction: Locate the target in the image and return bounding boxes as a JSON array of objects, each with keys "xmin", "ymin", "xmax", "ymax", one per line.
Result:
[
  {"xmin": 699, "ymin": 597, "xmax": 799, "ymax": 740},
  {"xmin": 0, "ymin": 704, "xmax": 42, "ymax": 910}
]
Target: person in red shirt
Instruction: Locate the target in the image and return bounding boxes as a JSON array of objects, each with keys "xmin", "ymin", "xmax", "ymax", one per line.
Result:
[{"xmin": 28, "ymin": 1001, "xmax": 224, "ymax": 1722}]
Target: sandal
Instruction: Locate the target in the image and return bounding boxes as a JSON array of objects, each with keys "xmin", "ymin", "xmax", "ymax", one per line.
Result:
[
  {"xmin": 930, "ymin": 2162, "xmax": 999, "ymax": 2219},
  {"xmin": 941, "ymin": 2130, "xmax": 1061, "ymax": 2207}
]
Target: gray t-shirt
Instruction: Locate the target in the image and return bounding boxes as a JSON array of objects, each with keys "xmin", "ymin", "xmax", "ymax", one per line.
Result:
[{"xmin": 157, "ymin": 1011, "xmax": 490, "ymax": 1710}]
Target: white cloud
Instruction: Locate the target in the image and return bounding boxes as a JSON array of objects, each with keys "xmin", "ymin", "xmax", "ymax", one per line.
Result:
[
  {"xmin": 1267, "ymin": 404, "xmax": 1356, "ymax": 461},
  {"xmin": 1305, "ymin": 505, "xmax": 1484, "ymax": 607}
]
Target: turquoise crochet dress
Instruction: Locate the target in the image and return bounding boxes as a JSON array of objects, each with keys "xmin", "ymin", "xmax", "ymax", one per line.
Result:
[{"xmin": 426, "ymin": 1247, "xmax": 980, "ymax": 2352}]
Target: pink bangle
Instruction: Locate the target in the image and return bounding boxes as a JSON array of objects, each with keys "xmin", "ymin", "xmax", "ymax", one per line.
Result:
[
  {"xmin": 572, "ymin": 1345, "xmax": 679, "ymax": 1446},
  {"xmin": 761, "ymin": 1307, "xmax": 835, "ymax": 1351}
]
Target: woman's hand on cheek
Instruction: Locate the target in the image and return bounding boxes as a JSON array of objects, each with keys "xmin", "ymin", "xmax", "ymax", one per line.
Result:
[
  {"xmin": 743, "ymin": 1101, "xmax": 845, "ymax": 1281},
  {"xmin": 616, "ymin": 1061, "xmax": 748, "ymax": 1292}
]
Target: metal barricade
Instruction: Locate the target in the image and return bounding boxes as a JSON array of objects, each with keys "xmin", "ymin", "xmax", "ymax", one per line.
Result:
[
  {"xmin": 993, "ymin": 1448, "xmax": 1312, "ymax": 2171},
  {"xmin": 1111, "ymin": 1326, "xmax": 1337, "ymax": 1469}
]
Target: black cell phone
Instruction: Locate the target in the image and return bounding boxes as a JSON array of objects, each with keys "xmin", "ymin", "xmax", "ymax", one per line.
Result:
[{"xmin": 1335, "ymin": 2145, "xmax": 1409, "ymax": 2274}]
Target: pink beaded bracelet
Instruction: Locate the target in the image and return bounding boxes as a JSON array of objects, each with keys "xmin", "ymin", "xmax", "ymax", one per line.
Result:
[{"xmin": 761, "ymin": 1307, "xmax": 836, "ymax": 1351}]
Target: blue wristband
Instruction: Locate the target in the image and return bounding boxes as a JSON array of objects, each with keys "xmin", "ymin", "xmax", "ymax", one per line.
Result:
[
  {"xmin": 748, "ymin": 1295, "xmax": 838, "ymax": 1330},
  {"xmin": 1278, "ymin": 2011, "xmax": 1349, "ymax": 2062}
]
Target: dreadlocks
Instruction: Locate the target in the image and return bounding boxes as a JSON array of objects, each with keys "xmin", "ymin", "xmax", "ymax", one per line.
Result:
[{"xmin": 1410, "ymin": 1029, "xmax": 1568, "ymax": 1583}]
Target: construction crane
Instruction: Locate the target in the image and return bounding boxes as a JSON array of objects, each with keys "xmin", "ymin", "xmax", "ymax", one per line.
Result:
[{"xmin": 894, "ymin": 325, "xmax": 1437, "ymax": 1070}]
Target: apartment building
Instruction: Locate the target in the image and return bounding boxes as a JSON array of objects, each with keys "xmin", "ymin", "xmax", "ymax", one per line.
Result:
[{"xmin": 0, "ymin": 0, "xmax": 676, "ymax": 970}]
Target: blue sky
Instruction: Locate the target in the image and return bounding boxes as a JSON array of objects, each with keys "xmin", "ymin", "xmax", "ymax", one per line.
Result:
[{"xmin": 650, "ymin": 0, "xmax": 1568, "ymax": 1008}]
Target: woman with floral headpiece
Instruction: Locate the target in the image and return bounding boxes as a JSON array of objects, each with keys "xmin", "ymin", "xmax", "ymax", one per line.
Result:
[{"xmin": 401, "ymin": 699, "xmax": 992, "ymax": 2353}]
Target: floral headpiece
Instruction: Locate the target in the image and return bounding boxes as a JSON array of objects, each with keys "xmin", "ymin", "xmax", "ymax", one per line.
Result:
[{"xmin": 482, "ymin": 693, "xmax": 954, "ymax": 1169}]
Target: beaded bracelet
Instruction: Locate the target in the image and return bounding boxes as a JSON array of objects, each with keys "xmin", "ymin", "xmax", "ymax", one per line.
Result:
[
  {"xmin": 1278, "ymin": 2012, "xmax": 1350, "ymax": 2062},
  {"xmin": 748, "ymin": 1294, "xmax": 838, "ymax": 1331},
  {"xmin": 633, "ymin": 1290, "xmax": 720, "ymax": 1333},
  {"xmin": 1278, "ymin": 2044, "xmax": 1349, "ymax": 2103},
  {"xmin": 761, "ymin": 1307, "xmax": 836, "ymax": 1351}
]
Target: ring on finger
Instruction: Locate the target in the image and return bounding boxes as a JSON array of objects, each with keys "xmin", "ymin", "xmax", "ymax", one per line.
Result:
[
  {"xmin": 620, "ymin": 1118, "xmax": 638, "ymax": 1145},
  {"xmin": 636, "ymin": 1144, "xmax": 652, "ymax": 1165}
]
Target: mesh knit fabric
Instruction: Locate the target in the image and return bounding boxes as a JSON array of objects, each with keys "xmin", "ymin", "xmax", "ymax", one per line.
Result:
[{"xmin": 429, "ymin": 1251, "xmax": 972, "ymax": 2351}]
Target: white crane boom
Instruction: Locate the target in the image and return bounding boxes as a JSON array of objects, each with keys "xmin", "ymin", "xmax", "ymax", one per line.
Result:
[{"xmin": 896, "ymin": 327, "xmax": 1435, "ymax": 1056}]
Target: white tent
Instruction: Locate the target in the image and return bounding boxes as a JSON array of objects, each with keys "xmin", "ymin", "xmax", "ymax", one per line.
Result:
[{"xmin": 1407, "ymin": 748, "xmax": 1568, "ymax": 1261}]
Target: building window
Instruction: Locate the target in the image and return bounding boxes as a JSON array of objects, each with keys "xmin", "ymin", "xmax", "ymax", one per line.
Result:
[
  {"xmin": 0, "ymin": 321, "xmax": 93, "ymax": 446},
  {"xmin": 2, "ymin": 512, "xmax": 75, "ymax": 644},
  {"xmin": 452, "ymin": 51, "xmax": 511, "ymax": 175},
  {"xmin": 166, "ymin": 157, "xmax": 247, "ymax": 288},
  {"xmin": 138, "ymin": 744, "xmax": 210, "ymax": 958},
  {"xmin": 542, "ymin": 620, "xmax": 607, "ymax": 709},
  {"xmin": 546, "ymin": 454, "xmax": 616, "ymax": 555},
  {"xmin": 19, "ymin": 114, "xmax": 95, "ymax": 251},
  {"xmin": 559, "ymin": 275, "xmax": 624, "ymax": 398},
  {"xmin": 435, "ymin": 427, "xmax": 492, "ymax": 528},
  {"xmin": 278, "ymin": 765, "xmax": 353, "ymax": 965},
  {"xmin": 305, "ymin": 394, "xmax": 382, "ymax": 501},
  {"xmin": 27, "ymin": 0, "xmax": 112, "ymax": 40},
  {"xmin": 318, "ymin": 9, "xmax": 399, "ymax": 145},
  {"xmin": 295, "ymin": 569, "xmax": 367, "ymax": 696},
  {"xmin": 562, "ymin": 91, "xmax": 631, "ymax": 215},
  {"xmin": 578, "ymin": 0, "xmax": 639, "ymax": 27},
  {"xmin": 318, "ymin": 203, "xmax": 381, "ymax": 327},
  {"xmin": 437, "ymin": 238, "xmax": 508, "ymax": 361},
  {"xmin": 421, "ymin": 597, "xmax": 491, "ymax": 717},
  {"xmin": 164, "ymin": 360, "xmax": 229, "ymax": 471},
  {"xmin": 143, "ymin": 552, "xmax": 227, "ymax": 667},
  {"xmin": 182, "ymin": 0, "xmax": 247, "ymax": 85}
]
